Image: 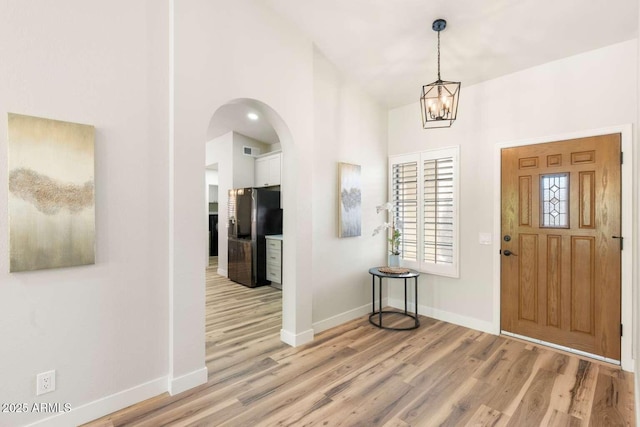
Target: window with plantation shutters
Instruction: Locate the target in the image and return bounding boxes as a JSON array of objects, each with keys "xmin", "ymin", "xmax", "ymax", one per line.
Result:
[{"xmin": 389, "ymin": 147, "xmax": 459, "ymax": 277}]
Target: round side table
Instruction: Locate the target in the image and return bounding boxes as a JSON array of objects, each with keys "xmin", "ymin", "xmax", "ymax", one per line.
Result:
[{"xmin": 368, "ymin": 267, "xmax": 420, "ymax": 330}]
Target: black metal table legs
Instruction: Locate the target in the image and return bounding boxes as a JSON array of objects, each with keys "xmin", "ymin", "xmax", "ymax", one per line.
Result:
[{"xmin": 368, "ymin": 274, "xmax": 420, "ymax": 330}]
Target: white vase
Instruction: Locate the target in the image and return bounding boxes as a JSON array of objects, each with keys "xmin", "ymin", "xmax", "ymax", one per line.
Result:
[{"xmin": 388, "ymin": 254, "xmax": 400, "ymax": 267}]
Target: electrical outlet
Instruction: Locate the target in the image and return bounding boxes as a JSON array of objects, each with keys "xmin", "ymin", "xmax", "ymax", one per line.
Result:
[{"xmin": 36, "ymin": 370, "xmax": 55, "ymax": 396}]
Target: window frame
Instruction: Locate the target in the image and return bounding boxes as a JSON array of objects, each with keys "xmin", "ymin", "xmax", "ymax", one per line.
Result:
[{"xmin": 388, "ymin": 146, "xmax": 460, "ymax": 278}]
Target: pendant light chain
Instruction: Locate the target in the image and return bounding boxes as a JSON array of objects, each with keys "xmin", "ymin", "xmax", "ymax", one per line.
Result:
[{"xmin": 437, "ymin": 30, "xmax": 441, "ymax": 81}]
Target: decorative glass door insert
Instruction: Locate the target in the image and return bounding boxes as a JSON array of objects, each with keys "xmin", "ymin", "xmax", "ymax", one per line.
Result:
[{"xmin": 540, "ymin": 173, "xmax": 569, "ymax": 228}]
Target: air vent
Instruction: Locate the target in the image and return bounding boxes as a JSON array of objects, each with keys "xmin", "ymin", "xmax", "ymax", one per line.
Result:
[{"xmin": 243, "ymin": 146, "xmax": 261, "ymax": 157}]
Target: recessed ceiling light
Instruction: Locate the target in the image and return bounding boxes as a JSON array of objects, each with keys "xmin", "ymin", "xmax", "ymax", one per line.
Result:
[{"xmin": 247, "ymin": 112, "xmax": 259, "ymax": 121}]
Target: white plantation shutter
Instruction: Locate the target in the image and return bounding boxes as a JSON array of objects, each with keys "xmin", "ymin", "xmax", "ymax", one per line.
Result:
[
  {"xmin": 389, "ymin": 147, "xmax": 459, "ymax": 277},
  {"xmin": 424, "ymin": 157, "xmax": 454, "ymax": 264},
  {"xmin": 391, "ymin": 161, "xmax": 418, "ymax": 261}
]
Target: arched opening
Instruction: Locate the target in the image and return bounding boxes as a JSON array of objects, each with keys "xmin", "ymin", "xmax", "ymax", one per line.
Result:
[
  {"xmin": 204, "ymin": 98, "xmax": 302, "ymax": 347},
  {"xmin": 169, "ymin": 97, "xmax": 313, "ymax": 395}
]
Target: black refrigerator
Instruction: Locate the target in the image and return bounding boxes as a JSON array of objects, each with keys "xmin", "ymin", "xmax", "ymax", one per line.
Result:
[{"xmin": 228, "ymin": 188, "xmax": 282, "ymax": 287}]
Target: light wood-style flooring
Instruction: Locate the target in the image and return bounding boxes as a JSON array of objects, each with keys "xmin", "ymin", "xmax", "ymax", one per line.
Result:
[{"xmin": 85, "ymin": 260, "xmax": 635, "ymax": 426}]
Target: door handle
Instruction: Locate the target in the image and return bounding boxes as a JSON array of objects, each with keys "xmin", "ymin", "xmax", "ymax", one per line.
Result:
[{"xmin": 503, "ymin": 249, "xmax": 518, "ymax": 257}]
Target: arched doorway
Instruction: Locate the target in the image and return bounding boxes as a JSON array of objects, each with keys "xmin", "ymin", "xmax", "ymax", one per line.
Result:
[
  {"xmin": 205, "ymin": 98, "xmax": 307, "ymax": 346},
  {"xmin": 169, "ymin": 98, "xmax": 313, "ymax": 395}
]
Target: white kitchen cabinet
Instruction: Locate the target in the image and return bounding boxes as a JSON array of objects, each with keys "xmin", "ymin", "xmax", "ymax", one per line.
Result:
[
  {"xmin": 265, "ymin": 235, "xmax": 282, "ymax": 289},
  {"xmin": 255, "ymin": 152, "xmax": 281, "ymax": 187},
  {"xmin": 255, "ymin": 157, "xmax": 269, "ymax": 186}
]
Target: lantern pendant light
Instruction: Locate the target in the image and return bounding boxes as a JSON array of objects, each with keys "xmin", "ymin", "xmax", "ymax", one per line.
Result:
[{"xmin": 420, "ymin": 19, "xmax": 461, "ymax": 129}]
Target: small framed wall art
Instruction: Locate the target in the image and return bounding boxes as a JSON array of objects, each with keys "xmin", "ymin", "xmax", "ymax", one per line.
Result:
[{"xmin": 338, "ymin": 162, "xmax": 361, "ymax": 238}]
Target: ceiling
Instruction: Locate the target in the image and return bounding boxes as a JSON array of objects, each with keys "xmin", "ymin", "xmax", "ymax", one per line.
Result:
[
  {"xmin": 264, "ymin": 0, "xmax": 638, "ymax": 108},
  {"xmin": 208, "ymin": 102, "xmax": 280, "ymax": 144}
]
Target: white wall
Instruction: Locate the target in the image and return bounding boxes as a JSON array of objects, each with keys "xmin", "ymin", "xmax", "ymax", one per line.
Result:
[
  {"xmin": 0, "ymin": 0, "xmax": 170, "ymax": 426},
  {"xmin": 232, "ymin": 133, "xmax": 269, "ymax": 188},
  {"xmin": 206, "ymin": 169, "xmax": 218, "ymax": 196},
  {"xmin": 206, "ymin": 133, "xmax": 233, "ymax": 276},
  {"xmin": 388, "ymin": 40, "xmax": 638, "ymax": 334},
  {"xmin": 171, "ymin": 0, "xmax": 391, "ymax": 381},
  {"xmin": 206, "ymin": 170, "xmax": 218, "ymax": 211},
  {"xmin": 312, "ymin": 49, "xmax": 388, "ymax": 330},
  {"xmin": 171, "ymin": 0, "xmax": 317, "ymax": 386}
]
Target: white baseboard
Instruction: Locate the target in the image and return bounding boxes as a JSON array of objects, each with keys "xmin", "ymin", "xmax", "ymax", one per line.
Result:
[
  {"xmin": 280, "ymin": 328, "xmax": 314, "ymax": 347},
  {"xmin": 312, "ymin": 300, "xmax": 386, "ymax": 334},
  {"xmin": 168, "ymin": 367, "xmax": 208, "ymax": 395},
  {"xmin": 388, "ymin": 298, "xmax": 496, "ymax": 335},
  {"xmin": 217, "ymin": 268, "xmax": 227, "ymax": 277},
  {"xmin": 25, "ymin": 376, "xmax": 167, "ymax": 427}
]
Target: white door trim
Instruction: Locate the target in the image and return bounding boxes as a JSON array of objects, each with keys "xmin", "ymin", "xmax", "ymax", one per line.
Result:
[{"xmin": 492, "ymin": 124, "xmax": 634, "ymax": 371}]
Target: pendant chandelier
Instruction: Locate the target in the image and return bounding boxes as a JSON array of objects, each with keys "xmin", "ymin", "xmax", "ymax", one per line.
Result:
[{"xmin": 420, "ymin": 19, "xmax": 461, "ymax": 129}]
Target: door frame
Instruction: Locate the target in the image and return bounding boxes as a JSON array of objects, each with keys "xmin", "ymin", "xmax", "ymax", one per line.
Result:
[{"xmin": 492, "ymin": 124, "xmax": 634, "ymax": 371}]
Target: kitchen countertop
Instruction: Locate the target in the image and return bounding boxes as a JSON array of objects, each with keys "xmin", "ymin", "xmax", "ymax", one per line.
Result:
[{"xmin": 265, "ymin": 234, "xmax": 283, "ymax": 241}]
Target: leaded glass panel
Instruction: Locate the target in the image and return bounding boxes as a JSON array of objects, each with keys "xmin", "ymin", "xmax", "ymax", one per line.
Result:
[{"xmin": 540, "ymin": 173, "xmax": 569, "ymax": 228}]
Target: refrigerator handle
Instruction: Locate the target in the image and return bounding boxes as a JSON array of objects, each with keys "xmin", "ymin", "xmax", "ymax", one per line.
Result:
[
  {"xmin": 251, "ymin": 190, "xmax": 257, "ymax": 223},
  {"xmin": 229, "ymin": 215, "xmax": 236, "ymax": 237}
]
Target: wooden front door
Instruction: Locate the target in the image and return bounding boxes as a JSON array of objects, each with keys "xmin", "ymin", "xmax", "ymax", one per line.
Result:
[{"xmin": 501, "ymin": 134, "xmax": 621, "ymax": 360}]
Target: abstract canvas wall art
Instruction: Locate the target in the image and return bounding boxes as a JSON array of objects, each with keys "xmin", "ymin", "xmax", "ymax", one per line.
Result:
[
  {"xmin": 8, "ymin": 113, "xmax": 95, "ymax": 272},
  {"xmin": 338, "ymin": 162, "xmax": 361, "ymax": 238}
]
